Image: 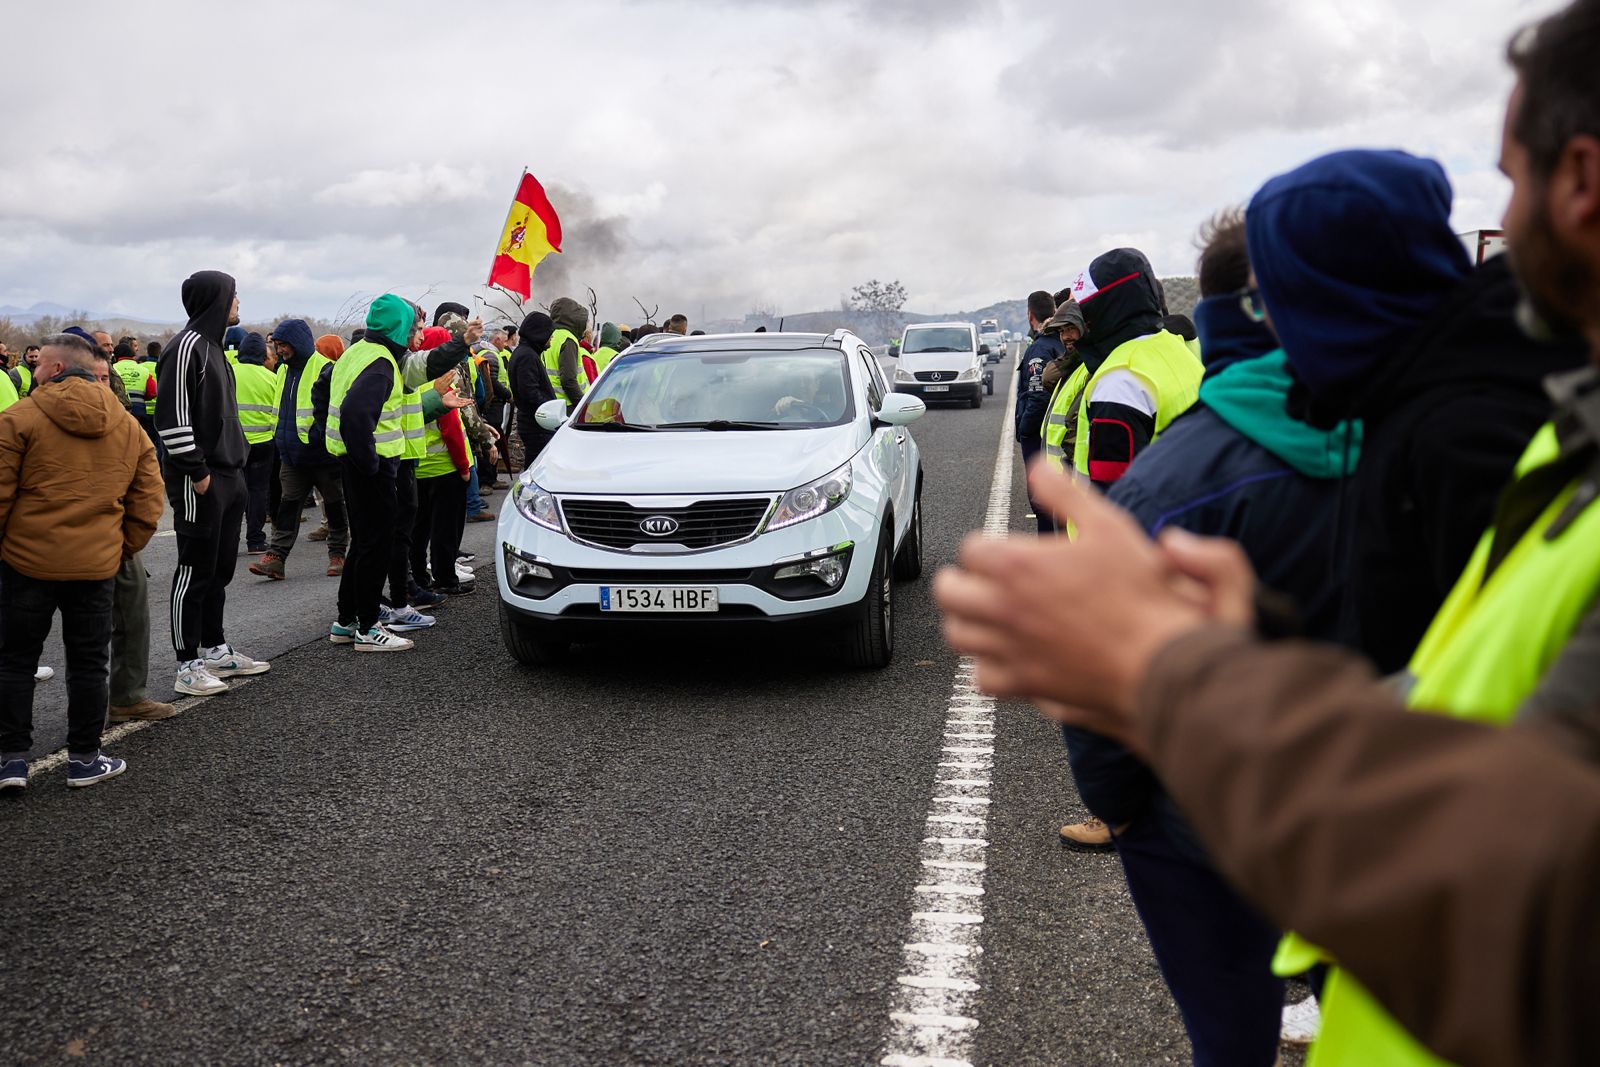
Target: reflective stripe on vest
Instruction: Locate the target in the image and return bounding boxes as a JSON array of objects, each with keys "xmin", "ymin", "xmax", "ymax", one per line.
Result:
[
  {"xmin": 234, "ymin": 362, "xmax": 281, "ymax": 445},
  {"xmin": 1069, "ymin": 331, "xmax": 1202, "ymax": 476},
  {"xmin": 1286, "ymin": 422, "xmax": 1600, "ymax": 1067},
  {"xmin": 325, "ymin": 341, "xmax": 405, "ymax": 459},
  {"xmin": 543, "ymin": 328, "xmax": 580, "ymax": 403}
]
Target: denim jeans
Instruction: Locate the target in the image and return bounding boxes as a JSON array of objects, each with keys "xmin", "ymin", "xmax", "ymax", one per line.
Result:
[
  {"xmin": 0, "ymin": 560, "xmax": 114, "ymax": 755},
  {"xmin": 465, "ymin": 462, "xmax": 486, "ymax": 515}
]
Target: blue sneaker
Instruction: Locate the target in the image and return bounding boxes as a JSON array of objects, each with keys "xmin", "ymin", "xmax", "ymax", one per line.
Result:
[
  {"xmin": 66, "ymin": 753, "xmax": 126, "ymax": 788},
  {"xmin": 384, "ymin": 605, "xmax": 436, "ymax": 633},
  {"xmin": 0, "ymin": 758, "xmax": 28, "ymax": 791},
  {"xmin": 329, "ymin": 621, "xmax": 359, "ymax": 645}
]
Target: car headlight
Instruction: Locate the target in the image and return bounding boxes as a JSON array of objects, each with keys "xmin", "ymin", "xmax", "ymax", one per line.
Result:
[
  {"xmin": 765, "ymin": 462, "xmax": 852, "ymax": 532},
  {"xmin": 511, "ymin": 478, "xmax": 563, "ymax": 532},
  {"xmin": 894, "ymin": 366, "xmax": 916, "ymax": 383},
  {"xmin": 957, "ymin": 365, "xmax": 980, "ymax": 381}
]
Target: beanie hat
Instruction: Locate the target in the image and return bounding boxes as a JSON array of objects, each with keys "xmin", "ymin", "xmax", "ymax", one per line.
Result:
[{"xmin": 315, "ymin": 334, "xmax": 346, "ymax": 361}]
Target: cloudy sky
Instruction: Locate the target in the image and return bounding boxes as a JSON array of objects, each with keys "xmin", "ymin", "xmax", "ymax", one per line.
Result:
[{"xmin": 0, "ymin": 0, "xmax": 1559, "ymax": 326}]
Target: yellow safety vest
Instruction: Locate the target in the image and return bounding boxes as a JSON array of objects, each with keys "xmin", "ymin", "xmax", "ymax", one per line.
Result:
[
  {"xmin": 1069, "ymin": 331, "xmax": 1202, "ymax": 476},
  {"xmin": 114, "ymin": 359, "xmax": 154, "ymax": 414},
  {"xmin": 593, "ymin": 346, "xmax": 619, "ymax": 377},
  {"xmin": 1292, "ymin": 422, "xmax": 1600, "ymax": 1067},
  {"xmin": 234, "ymin": 362, "xmax": 280, "ymax": 445},
  {"xmin": 543, "ymin": 328, "xmax": 581, "ymax": 404},
  {"xmin": 401, "ymin": 386, "xmax": 427, "ymax": 462},
  {"xmin": 0, "ymin": 368, "xmax": 17, "ymax": 412},
  {"xmin": 326, "ymin": 341, "xmax": 405, "ymax": 460},
  {"xmin": 282, "ymin": 353, "xmax": 331, "ymax": 446},
  {"xmin": 15, "ymin": 365, "xmax": 32, "ymax": 396},
  {"xmin": 1041, "ymin": 364, "xmax": 1090, "ymax": 471}
]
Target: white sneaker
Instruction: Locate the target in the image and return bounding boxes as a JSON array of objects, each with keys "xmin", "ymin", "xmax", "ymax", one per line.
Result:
[
  {"xmin": 455, "ymin": 562, "xmax": 476, "ymax": 582},
  {"xmin": 1281, "ymin": 996, "xmax": 1321, "ymax": 1046},
  {"xmin": 175, "ymin": 660, "xmax": 229, "ymax": 697},
  {"xmin": 204, "ymin": 644, "xmax": 271, "ymax": 678},
  {"xmin": 354, "ymin": 625, "xmax": 414, "ymax": 653},
  {"xmin": 34, "ymin": 666, "xmax": 55, "ymax": 682}
]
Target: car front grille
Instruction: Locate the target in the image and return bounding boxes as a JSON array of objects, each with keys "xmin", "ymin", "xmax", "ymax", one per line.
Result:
[
  {"xmin": 914, "ymin": 370, "xmax": 958, "ymax": 383},
  {"xmin": 560, "ymin": 497, "xmax": 775, "ymax": 551}
]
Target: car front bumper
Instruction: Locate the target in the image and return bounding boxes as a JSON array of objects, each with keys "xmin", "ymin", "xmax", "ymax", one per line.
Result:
[{"xmin": 893, "ymin": 381, "xmax": 982, "ymax": 401}]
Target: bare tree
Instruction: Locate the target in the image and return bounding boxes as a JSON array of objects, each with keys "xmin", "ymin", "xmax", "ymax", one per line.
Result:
[
  {"xmin": 631, "ymin": 296, "xmax": 660, "ymax": 324},
  {"xmin": 847, "ymin": 279, "xmax": 909, "ymax": 344}
]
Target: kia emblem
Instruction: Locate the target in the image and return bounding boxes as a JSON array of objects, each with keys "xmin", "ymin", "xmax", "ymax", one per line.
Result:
[{"xmin": 640, "ymin": 515, "xmax": 680, "ymax": 537}]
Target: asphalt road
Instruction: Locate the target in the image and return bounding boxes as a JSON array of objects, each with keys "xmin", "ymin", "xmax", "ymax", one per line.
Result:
[{"xmin": 2, "ymin": 357, "xmax": 1294, "ymax": 1064}]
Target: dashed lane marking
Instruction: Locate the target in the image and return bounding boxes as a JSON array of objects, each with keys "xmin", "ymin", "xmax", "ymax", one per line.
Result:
[{"xmin": 878, "ymin": 369, "xmax": 1016, "ymax": 1067}]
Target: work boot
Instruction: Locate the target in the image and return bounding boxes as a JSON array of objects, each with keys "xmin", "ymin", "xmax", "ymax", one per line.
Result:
[
  {"xmin": 108, "ymin": 699, "xmax": 178, "ymax": 723},
  {"xmin": 1058, "ymin": 817, "xmax": 1117, "ymax": 851},
  {"xmin": 327, "ymin": 554, "xmax": 346, "ymax": 577},
  {"xmin": 249, "ymin": 552, "xmax": 286, "ymax": 580},
  {"xmin": 307, "ymin": 523, "xmax": 330, "ymax": 542},
  {"xmin": 466, "ymin": 510, "xmax": 496, "ymax": 523}
]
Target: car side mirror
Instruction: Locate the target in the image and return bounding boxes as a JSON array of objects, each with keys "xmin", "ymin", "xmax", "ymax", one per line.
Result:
[
  {"xmin": 535, "ymin": 398, "xmax": 569, "ymax": 431},
  {"xmin": 978, "ymin": 344, "xmax": 991, "ymax": 356},
  {"xmin": 875, "ymin": 392, "xmax": 925, "ymax": 426}
]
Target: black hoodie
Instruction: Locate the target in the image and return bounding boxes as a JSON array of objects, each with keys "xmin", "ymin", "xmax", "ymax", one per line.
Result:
[
  {"xmin": 156, "ymin": 270, "xmax": 247, "ymax": 486},
  {"xmin": 509, "ymin": 311, "xmax": 558, "ymax": 419}
]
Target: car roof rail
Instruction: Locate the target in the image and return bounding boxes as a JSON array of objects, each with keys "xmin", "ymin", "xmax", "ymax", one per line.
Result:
[{"xmin": 826, "ymin": 328, "xmax": 851, "ymax": 348}]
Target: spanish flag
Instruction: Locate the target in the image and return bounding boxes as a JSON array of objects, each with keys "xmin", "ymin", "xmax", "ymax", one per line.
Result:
[{"xmin": 487, "ymin": 171, "xmax": 563, "ymax": 299}]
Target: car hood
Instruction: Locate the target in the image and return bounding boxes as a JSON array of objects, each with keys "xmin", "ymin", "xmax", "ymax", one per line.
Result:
[
  {"xmin": 533, "ymin": 424, "xmax": 866, "ymax": 495},
  {"xmin": 900, "ymin": 350, "xmax": 978, "ymax": 372}
]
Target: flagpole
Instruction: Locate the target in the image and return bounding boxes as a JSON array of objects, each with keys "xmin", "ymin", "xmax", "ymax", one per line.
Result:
[{"xmin": 486, "ymin": 167, "xmax": 529, "ymax": 288}]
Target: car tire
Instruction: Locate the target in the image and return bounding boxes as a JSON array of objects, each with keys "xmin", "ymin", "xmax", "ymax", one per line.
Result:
[
  {"xmin": 892, "ymin": 483, "xmax": 924, "ymax": 582},
  {"xmin": 843, "ymin": 532, "xmax": 895, "ymax": 669},
  {"xmin": 970, "ymin": 389, "xmax": 983, "ymax": 409},
  {"xmin": 984, "ymin": 376, "xmax": 994, "ymax": 396},
  {"xmin": 499, "ymin": 598, "xmax": 569, "ymax": 666}
]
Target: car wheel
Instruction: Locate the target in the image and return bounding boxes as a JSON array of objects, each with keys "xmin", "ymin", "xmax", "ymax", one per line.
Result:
[
  {"xmin": 843, "ymin": 533, "xmax": 895, "ymax": 669},
  {"xmin": 892, "ymin": 485, "xmax": 924, "ymax": 581},
  {"xmin": 970, "ymin": 389, "xmax": 983, "ymax": 409},
  {"xmin": 498, "ymin": 598, "xmax": 569, "ymax": 667}
]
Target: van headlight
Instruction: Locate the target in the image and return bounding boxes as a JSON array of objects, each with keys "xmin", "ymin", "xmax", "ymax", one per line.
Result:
[
  {"xmin": 894, "ymin": 365, "xmax": 916, "ymax": 383},
  {"xmin": 511, "ymin": 478, "xmax": 563, "ymax": 532},
  {"xmin": 765, "ymin": 462, "xmax": 852, "ymax": 532},
  {"xmin": 957, "ymin": 364, "xmax": 981, "ymax": 382}
]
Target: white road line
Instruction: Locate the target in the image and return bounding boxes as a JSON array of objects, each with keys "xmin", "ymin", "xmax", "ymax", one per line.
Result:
[{"xmin": 880, "ymin": 374, "xmax": 1016, "ymax": 1067}]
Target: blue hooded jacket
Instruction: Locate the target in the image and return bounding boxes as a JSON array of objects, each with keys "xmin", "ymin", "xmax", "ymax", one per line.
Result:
[{"xmin": 269, "ymin": 318, "xmax": 331, "ymax": 466}]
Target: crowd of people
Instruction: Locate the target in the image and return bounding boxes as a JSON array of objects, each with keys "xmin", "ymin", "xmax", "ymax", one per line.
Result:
[
  {"xmin": 947, "ymin": 2, "xmax": 1600, "ymax": 1064},
  {"xmin": 0, "ymin": 273, "xmax": 694, "ymax": 786}
]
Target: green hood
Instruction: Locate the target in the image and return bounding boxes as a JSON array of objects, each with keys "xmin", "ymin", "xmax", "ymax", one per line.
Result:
[
  {"xmin": 599, "ymin": 321, "xmax": 622, "ymax": 348},
  {"xmin": 1199, "ymin": 350, "xmax": 1361, "ymax": 478},
  {"xmin": 365, "ymin": 293, "xmax": 416, "ymax": 348},
  {"xmin": 549, "ymin": 296, "xmax": 588, "ymax": 337}
]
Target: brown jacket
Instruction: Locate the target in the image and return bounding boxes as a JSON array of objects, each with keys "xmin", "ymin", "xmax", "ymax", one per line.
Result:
[
  {"xmin": 0, "ymin": 373, "xmax": 165, "ymax": 580},
  {"xmin": 1138, "ymin": 629, "xmax": 1600, "ymax": 1067}
]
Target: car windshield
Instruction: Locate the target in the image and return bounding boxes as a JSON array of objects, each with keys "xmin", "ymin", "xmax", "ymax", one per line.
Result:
[
  {"xmin": 902, "ymin": 328, "xmax": 973, "ymax": 354},
  {"xmin": 571, "ymin": 349, "xmax": 855, "ymax": 430}
]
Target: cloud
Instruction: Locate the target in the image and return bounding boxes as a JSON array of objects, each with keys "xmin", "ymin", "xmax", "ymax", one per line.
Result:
[{"xmin": 0, "ymin": 0, "xmax": 1560, "ymax": 326}]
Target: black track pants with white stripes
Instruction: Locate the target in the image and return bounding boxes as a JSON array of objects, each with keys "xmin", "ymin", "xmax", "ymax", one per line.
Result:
[{"xmin": 167, "ymin": 468, "xmax": 245, "ymax": 662}]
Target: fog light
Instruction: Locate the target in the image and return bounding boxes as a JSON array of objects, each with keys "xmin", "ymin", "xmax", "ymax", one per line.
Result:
[
  {"xmin": 504, "ymin": 545, "xmax": 554, "ymax": 585},
  {"xmin": 775, "ymin": 554, "xmax": 847, "ymax": 587}
]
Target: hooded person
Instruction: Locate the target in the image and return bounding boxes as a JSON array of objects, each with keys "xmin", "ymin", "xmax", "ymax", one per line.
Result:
[
  {"xmin": 1055, "ymin": 248, "xmax": 1203, "ymax": 489},
  {"xmin": 593, "ymin": 322, "xmax": 623, "ymax": 378},
  {"xmin": 545, "ymin": 297, "xmax": 589, "ymax": 409},
  {"xmin": 251, "ymin": 317, "xmax": 350, "ymax": 582},
  {"xmin": 409, "ymin": 338, "xmax": 477, "ymax": 599},
  {"xmin": 1059, "ymin": 205, "xmax": 1367, "ymax": 1066},
  {"xmin": 433, "ymin": 312, "xmax": 498, "ymax": 524},
  {"xmin": 231, "ymin": 331, "xmax": 280, "ymax": 555},
  {"xmin": 324, "ymin": 294, "xmax": 420, "ymax": 651},
  {"xmin": 223, "ymin": 325, "xmax": 246, "ymax": 363},
  {"xmin": 1247, "ymin": 149, "xmax": 1589, "ymax": 673},
  {"xmin": 155, "ymin": 270, "xmax": 268, "ymax": 695},
  {"xmin": 432, "ymin": 301, "xmax": 470, "ymax": 326},
  {"xmin": 508, "ymin": 311, "xmax": 558, "ymax": 467}
]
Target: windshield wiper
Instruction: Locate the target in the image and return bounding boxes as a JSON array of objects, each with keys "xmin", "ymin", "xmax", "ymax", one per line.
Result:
[
  {"xmin": 573, "ymin": 421, "xmax": 660, "ymax": 432},
  {"xmin": 656, "ymin": 420, "xmax": 786, "ymax": 431},
  {"xmin": 910, "ymin": 346, "xmax": 961, "ymax": 353}
]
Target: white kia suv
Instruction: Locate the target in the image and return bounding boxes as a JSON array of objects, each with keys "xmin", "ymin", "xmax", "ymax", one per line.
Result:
[{"xmin": 498, "ymin": 330, "xmax": 926, "ymax": 668}]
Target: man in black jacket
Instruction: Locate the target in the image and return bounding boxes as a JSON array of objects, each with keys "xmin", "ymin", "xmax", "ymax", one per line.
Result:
[
  {"xmin": 508, "ymin": 311, "xmax": 557, "ymax": 469},
  {"xmin": 1016, "ymin": 290, "xmax": 1063, "ymax": 534},
  {"xmin": 155, "ymin": 270, "xmax": 270, "ymax": 697}
]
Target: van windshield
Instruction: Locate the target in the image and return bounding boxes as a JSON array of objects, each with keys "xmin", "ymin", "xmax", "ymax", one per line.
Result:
[{"xmin": 902, "ymin": 328, "xmax": 973, "ymax": 354}]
